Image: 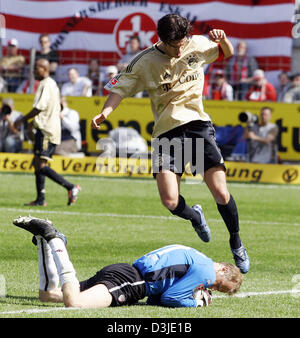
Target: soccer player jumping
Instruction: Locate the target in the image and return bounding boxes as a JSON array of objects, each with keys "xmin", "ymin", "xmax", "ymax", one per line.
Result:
[{"xmin": 91, "ymin": 14, "xmax": 250, "ymax": 274}]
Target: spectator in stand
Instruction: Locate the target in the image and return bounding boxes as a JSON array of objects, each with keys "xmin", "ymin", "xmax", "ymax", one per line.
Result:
[
  {"xmin": 36, "ymin": 34, "xmax": 59, "ymax": 78},
  {"xmin": 61, "ymin": 68, "xmax": 92, "ymax": 97},
  {"xmin": 225, "ymin": 40, "xmax": 258, "ymax": 100},
  {"xmin": 276, "ymin": 71, "xmax": 291, "ymax": 102},
  {"xmin": 0, "ymin": 76, "xmax": 7, "ymax": 92},
  {"xmin": 117, "ymin": 36, "xmax": 144, "ymax": 98},
  {"xmin": 102, "ymin": 65, "xmax": 118, "ymax": 96},
  {"xmin": 245, "ymin": 69, "xmax": 277, "ymax": 102},
  {"xmin": 0, "ymin": 98, "xmax": 24, "ymax": 153},
  {"xmin": 87, "ymin": 58, "xmax": 103, "ymax": 96},
  {"xmin": 0, "ymin": 39, "xmax": 25, "ymax": 92},
  {"xmin": 54, "ymin": 96, "xmax": 82, "ymax": 156},
  {"xmin": 207, "ymin": 69, "xmax": 233, "ymax": 101},
  {"xmin": 282, "ymin": 72, "xmax": 300, "ymax": 103},
  {"xmin": 117, "ymin": 35, "xmax": 142, "ymax": 72},
  {"xmin": 243, "ymin": 106, "xmax": 278, "ymax": 164},
  {"xmin": 16, "ymin": 78, "xmax": 40, "ymax": 94}
]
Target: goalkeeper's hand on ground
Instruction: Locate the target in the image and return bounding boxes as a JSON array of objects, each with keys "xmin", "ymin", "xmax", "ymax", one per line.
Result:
[{"xmin": 193, "ymin": 287, "xmax": 212, "ymax": 307}]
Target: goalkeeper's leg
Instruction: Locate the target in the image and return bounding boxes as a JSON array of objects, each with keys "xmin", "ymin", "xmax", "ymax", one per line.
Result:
[{"xmin": 36, "ymin": 235, "xmax": 63, "ymax": 303}]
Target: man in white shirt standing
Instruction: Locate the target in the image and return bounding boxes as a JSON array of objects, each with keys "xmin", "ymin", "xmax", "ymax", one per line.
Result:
[
  {"xmin": 54, "ymin": 96, "xmax": 82, "ymax": 155},
  {"xmin": 61, "ymin": 68, "xmax": 92, "ymax": 97},
  {"xmin": 14, "ymin": 59, "xmax": 81, "ymax": 206}
]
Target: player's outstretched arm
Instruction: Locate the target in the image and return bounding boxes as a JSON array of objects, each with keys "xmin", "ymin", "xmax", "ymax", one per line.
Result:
[
  {"xmin": 62, "ymin": 282, "xmax": 113, "ymax": 308},
  {"xmin": 208, "ymin": 29, "xmax": 234, "ymax": 59},
  {"xmin": 91, "ymin": 92, "xmax": 123, "ymax": 130}
]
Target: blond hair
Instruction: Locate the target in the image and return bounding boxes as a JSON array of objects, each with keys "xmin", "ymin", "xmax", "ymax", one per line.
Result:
[{"xmin": 219, "ymin": 262, "xmax": 243, "ymax": 295}]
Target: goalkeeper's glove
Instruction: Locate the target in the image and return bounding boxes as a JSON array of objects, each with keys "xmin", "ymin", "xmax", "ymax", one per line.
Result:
[{"xmin": 192, "ymin": 287, "xmax": 212, "ymax": 307}]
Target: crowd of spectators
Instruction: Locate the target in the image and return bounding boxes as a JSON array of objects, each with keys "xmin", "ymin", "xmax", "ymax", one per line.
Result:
[
  {"xmin": 0, "ymin": 34, "xmax": 298, "ymax": 103},
  {"xmin": 0, "ymin": 34, "xmax": 299, "ymax": 164}
]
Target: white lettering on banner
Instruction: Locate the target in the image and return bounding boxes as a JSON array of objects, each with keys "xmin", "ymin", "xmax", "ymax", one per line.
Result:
[
  {"xmin": 292, "ymin": 14, "xmax": 300, "ymax": 39},
  {"xmin": 119, "ymin": 30, "xmax": 134, "ymax": 48},
  {"xmin": 0, "ymin": 14, "xmax": 6, "ymax": 39},
  {"xmin": 114, "ymin": 12, "xmax": 157, "ymax": 56}
]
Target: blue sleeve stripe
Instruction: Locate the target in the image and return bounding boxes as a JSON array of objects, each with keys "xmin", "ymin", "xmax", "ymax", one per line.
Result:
[{"xmin": 144, "ymin": 264, "xmax": 190, "ymax": 282}]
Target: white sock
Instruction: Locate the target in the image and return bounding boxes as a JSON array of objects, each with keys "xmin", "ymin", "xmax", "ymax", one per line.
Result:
[
  {"xmin": 48, "ymin": 237, "xmax": 79, "ymax": 288},
  {"xmin": 36, "ymin": 236, "xmax": 59, "ymax": 291}
]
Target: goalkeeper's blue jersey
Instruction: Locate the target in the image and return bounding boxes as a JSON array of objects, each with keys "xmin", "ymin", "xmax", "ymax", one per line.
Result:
[{"xmin": 133, "ymin": 244, "xmax": 216, "ymax": 307}]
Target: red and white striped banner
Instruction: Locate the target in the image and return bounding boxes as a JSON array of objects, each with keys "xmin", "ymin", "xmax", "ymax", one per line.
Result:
[{"xmin": 0, "ymin": 0, "xmax": 295, "ymax": 85}]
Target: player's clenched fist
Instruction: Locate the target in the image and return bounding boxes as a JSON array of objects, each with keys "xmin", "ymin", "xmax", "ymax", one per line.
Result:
[
  {"xmin": 91, "ymin": 93, "xmax": 123, "ymax": 130},
  {"xmin": 91, "ymin": 113, "xmax": 106, "ymax": 130},
  {"xmin": 208, "ymin": 29, "xmax": 227, "ymax": 43}
]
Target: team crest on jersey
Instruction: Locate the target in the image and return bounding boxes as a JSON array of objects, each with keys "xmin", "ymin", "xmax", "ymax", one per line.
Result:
[
  {"xmin": 163, "ymin": 71, "xmax": 171, "ymax": 80},
  {"xmin": 186, "ymin": 54, "xmax": 199, "ymax": 69}
]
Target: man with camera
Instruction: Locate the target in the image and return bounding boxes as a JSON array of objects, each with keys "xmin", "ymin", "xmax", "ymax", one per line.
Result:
[
  {"xmin": 242, "ymin": 107, "xmax": 278, "ymax": 164},
  {"xmin": 0, "ymin": 98, "xmax": 23, "ymax": 153}
]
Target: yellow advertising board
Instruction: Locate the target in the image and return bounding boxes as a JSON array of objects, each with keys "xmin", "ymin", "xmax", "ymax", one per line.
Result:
[
  {"xmin": 1, "ymin": 152, "xmax": 300, "ymax": 185},
  {"xmin": 1, "ymin": 93, "xmax": 299, "ymax": 161}
]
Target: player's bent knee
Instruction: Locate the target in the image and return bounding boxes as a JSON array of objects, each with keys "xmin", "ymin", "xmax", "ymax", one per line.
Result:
[
  {"xmin": 161, "ymin": 197, "xmax": 178, "ymax": 211},
  {"xmin": 215, "ymin": 190, "xmax": 230, "ymax": 205}
]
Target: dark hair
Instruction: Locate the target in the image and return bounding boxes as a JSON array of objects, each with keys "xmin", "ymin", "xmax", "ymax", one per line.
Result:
[
  {"xmin": 87, "ymin": 58, "xmax": 100, "ymax": 79},
  {"xmin": 157, "ymin": 14, "xmax": 192, "ymax": 44},
  {"xmin": 129, "ymin": 35, "xmax": 141, "ymax": 44},
  {"xmin": 261, "ymin": 106, "xmax": 273, "ymax": 113},
  {"xmin": 39, "ymin": 33, "xmax": 50, "ymax": 42}
]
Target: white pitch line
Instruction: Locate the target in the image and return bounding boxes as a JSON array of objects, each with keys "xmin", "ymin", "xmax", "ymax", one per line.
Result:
[
  {"xmin": 0, "ymin": 306, "xmax": 82, "ymax": 315},
  {"xmin": 1, "ymin": 207, "xmax": 178, "ymax": 221},
  {"xmin": 1, "ymin": 289, "xmax": 300, "ymax": 315},
  {"xmin": 214, "ymin": 289, "xmax": 300, "ymax": 299},
  {"xmin": 2, "ymin": 173, "xmax": 300, "ymax": 189},
  {"xmin": 2, "ymin": 207, "xmax": 300, "ymax": 227}
]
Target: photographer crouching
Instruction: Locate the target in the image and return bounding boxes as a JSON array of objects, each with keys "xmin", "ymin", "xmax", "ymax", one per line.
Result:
[
  {"xmin": 0, "ymin": 98, "xmax": 24, "ymax": 153},
  {"xmin": 241, "ymin": 107, "xmax": 279, "ymax": 164}
]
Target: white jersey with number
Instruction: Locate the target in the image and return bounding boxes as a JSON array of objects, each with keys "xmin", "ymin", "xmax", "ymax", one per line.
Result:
[{"xmin": 105, "ymin": 35, "xmax": 222, "ymax": 138}]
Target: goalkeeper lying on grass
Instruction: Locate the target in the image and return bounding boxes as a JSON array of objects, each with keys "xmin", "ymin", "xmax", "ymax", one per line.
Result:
[{"xmin": 13, "ymin": 216, "xmax": 243, "ymax": 308}]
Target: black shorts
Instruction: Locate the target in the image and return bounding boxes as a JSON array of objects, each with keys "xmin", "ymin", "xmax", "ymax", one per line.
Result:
[
  {"xmin": 152, "ymin": 120, "xmax": 225, "ymax": 177},
  {"xmin": 79, "ymin": 263, "xmax": 146, "ymax": 307},
  {"xmin": 34, "ymin": 129, "xmax": 56, "ymax": 161}
]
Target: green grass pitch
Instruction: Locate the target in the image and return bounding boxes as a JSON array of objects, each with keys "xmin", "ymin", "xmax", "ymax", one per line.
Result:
[{"xmin": 0, "ymin": 172, "xmax": 300, "ymax": 319}]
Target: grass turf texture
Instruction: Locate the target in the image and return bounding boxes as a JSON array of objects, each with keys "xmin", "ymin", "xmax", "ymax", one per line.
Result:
[{"xmin": 0, "ymin": 172, "xmax": 300, "ymax": 318}]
